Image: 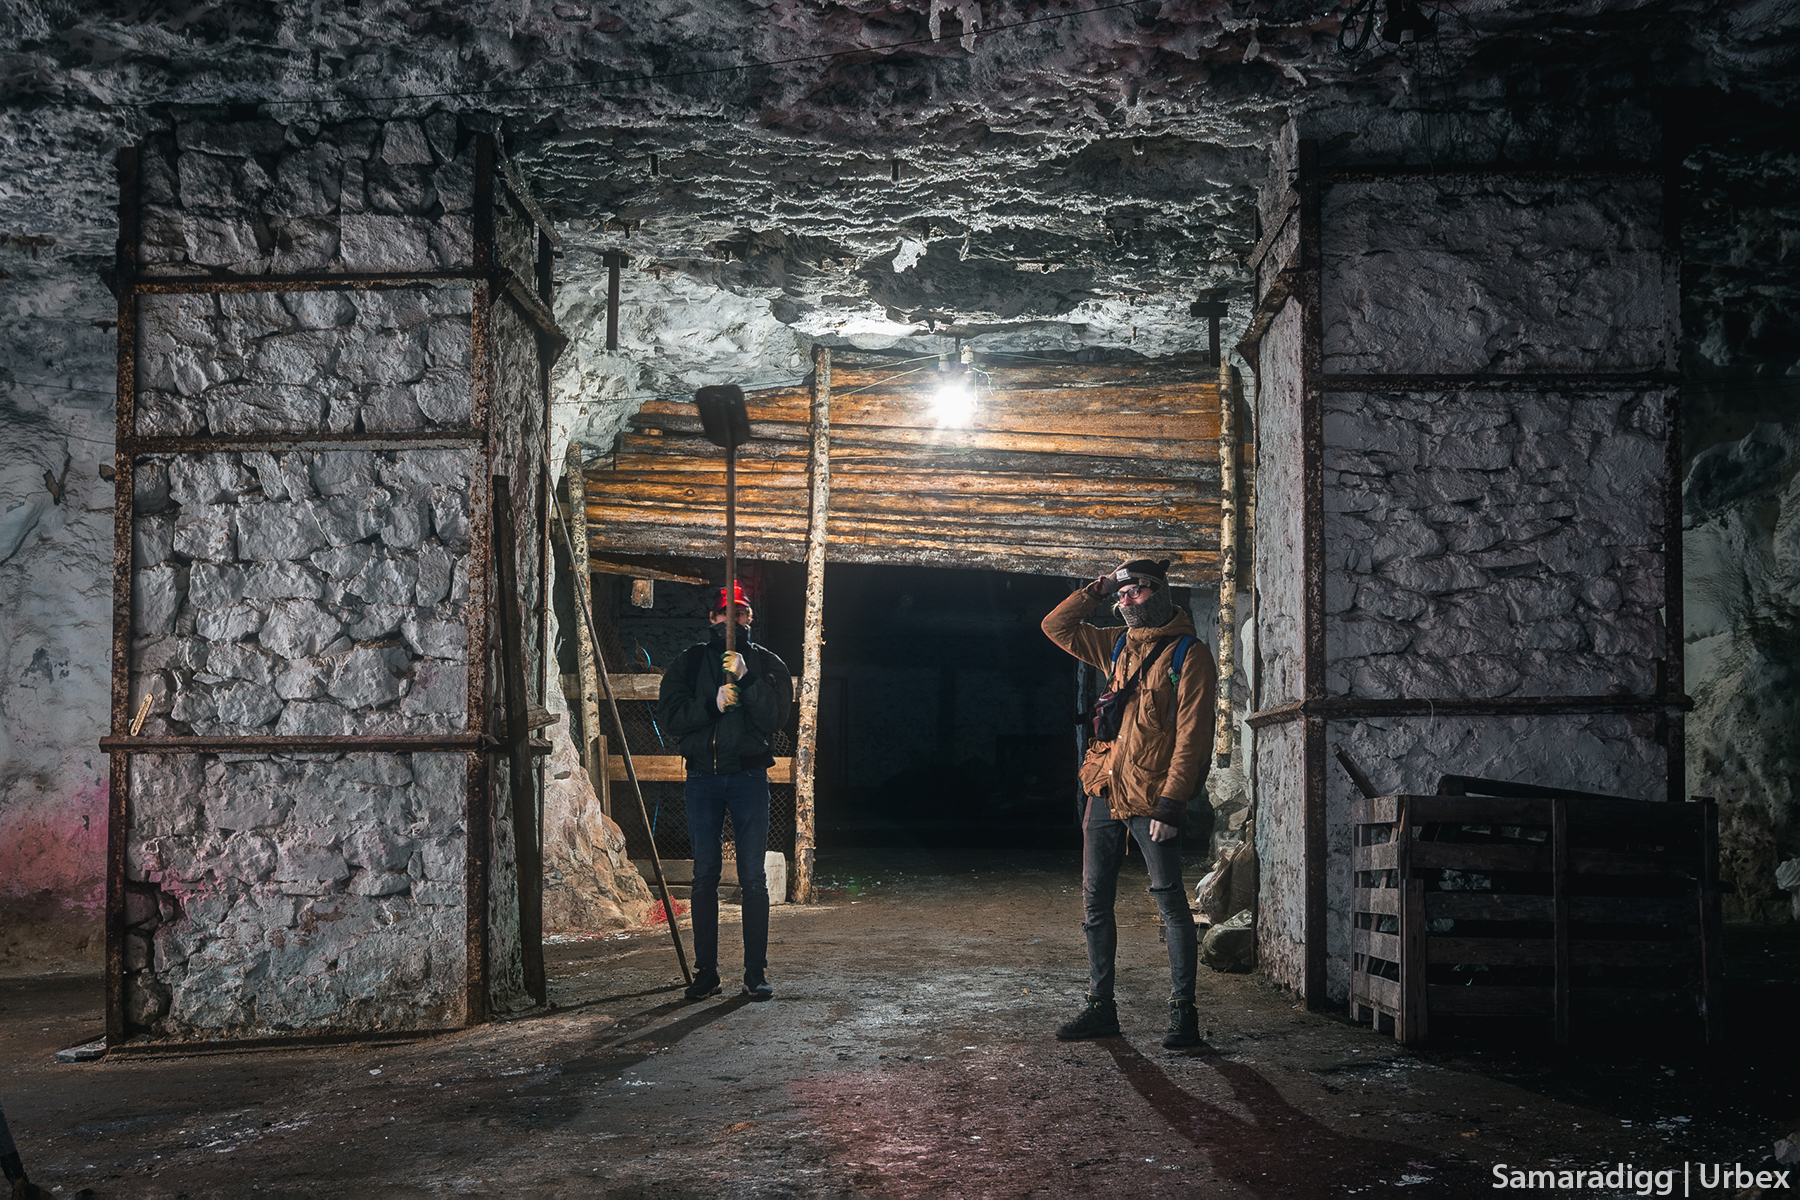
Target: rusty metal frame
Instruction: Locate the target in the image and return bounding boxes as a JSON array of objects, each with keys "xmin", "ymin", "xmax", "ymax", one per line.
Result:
[
  {"xmin": 1271, "ymin": 145, "xmax": 1690, "ymax": 1015},
  {"xmin": 1248, "ymin": 693, "xmax": 1693, "ymax": 729},
  {"xmin": 1296, "ymin": 139, "xmax": 1329, "ymax": 1012},
  {"xmin": 101, "ymin": 129, "xmax": 549, "ymax": 1043},
  {"xmin": 106, "ymin": 147, "xmax": 141, "ymax": 1047}
]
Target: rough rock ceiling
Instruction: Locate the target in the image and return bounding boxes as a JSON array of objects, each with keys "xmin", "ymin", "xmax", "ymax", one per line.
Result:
[{"xmin": 2, "ymin": 0, "xmax": 1797, "ymax": 447}]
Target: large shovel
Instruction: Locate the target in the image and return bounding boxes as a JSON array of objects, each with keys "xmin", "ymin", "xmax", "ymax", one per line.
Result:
[{"xmin": 694, "ymin": 385, "xmax": 752, "ymax": 662}]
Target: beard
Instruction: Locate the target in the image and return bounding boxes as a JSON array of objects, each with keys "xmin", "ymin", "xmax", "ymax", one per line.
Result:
[{"xmin": 1119, "ymin": 588, "xmax": 1174, "ymax": 629}]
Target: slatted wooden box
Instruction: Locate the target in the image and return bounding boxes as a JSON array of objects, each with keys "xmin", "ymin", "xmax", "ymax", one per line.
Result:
[{"xmin": 1350, "ymin": 787, "xmax": 1723, "ymax": 1045}]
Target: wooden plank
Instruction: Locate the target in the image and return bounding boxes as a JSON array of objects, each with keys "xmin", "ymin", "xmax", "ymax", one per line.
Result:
[
  {"xmin": 623, "ymin": 415, "xmax": 1219, "ymax": 459},
  {"xmin": 1356, "ymin": 886, "xmax": 1400, "ymax": 916},
  {"xmin": 1570, "ymin": 939, "xmax": 1701, "ymax": 967},
  {"xmin": 608, "ymin": 755, "xmax": 795, "ymax": 784},
  {"xmin": 1426, "ymin": 892, "xmax": 1555, "ymax": 921},
  {"xmin": 1351, "ymin": 795, "xmax": 1398, "ymax": 825},
  {"xmin": 1570, "ymin": 988, "xmax": 1697, "ymax": 1017},
  {"xmin": 1569, "ymin": 895, "xmax": 1695, "ymax": 924},
  {"xmin": 1427, "ymin": 985, "xmax": 1554, "ymax": 1016},
  {"xmin": 1410, "ymin": 841, "xmax": 1553, "ymax": 873},
  {"xmin": 1354, "ymin": 927, "xmax": 1401, "ymax": 964},
  {"xmin": 1407, "ymin": 796, "xmax": 1554, "ymax": 825},
  {"xmin": 1355, "ymin": 841, "xmax": 1398, "ymax": 871},
  {"xmin": 1365, "ymin": 973, "xmax": 1400, "ymax": 1016},
  {"xmin": 1427, "ymin": 938, "xmax": 1556, "ymax": 966},
  {"xmin": 1400, "ymin": 878, "xmax": 1427, "ymax": 1044},
  {"xmin": 1568, "ymin": 847, "xmax": 1700, "ymax": 877}
]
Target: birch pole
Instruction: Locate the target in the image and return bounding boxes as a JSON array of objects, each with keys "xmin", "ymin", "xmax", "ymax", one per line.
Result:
[
  {"xmin": 792, "ymin": 345, "xmax": 831, "ymax": 904},
  {"xmin": 1215, "ymin": 360, "xmax": 1239, "ymax": 768},
  {"xmin": 564, "ymin": 444, "xmax": 609, "ymax": 817}
]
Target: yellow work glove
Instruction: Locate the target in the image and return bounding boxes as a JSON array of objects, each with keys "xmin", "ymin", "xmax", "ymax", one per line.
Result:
[
  {"xmin": 721, "ymin": 650, "xmax": 748, "ymax": 678},
  {"xmin": 716, "ymin": 682, "xmax": 739, "ymax": 710}
]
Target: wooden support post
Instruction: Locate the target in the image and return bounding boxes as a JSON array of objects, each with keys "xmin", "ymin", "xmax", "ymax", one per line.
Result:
[
  {"xmin": 792, "ymin": 345, "xmax": 832, "ymax": 904},
  {"xmin": 493, "ymin": 475, "xmax": 546, "ymax": 1006},
  {"xmin": 1214, "ymin": 361, "xmax": 1239, "ymax": 768},
  {"xmin": 563, "ymin": 444, "xmax": 607, "ymax": 815},
  {"xmin": 1552, "ymin": 798, "xmax": 1570, "ymax": 1045},
  {"xmin": 1698, "ymin": 797, "xmax": 1725, "ymax": 1044}
]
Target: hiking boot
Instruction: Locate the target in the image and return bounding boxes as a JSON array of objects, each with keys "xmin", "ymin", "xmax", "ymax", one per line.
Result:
[
  {"xmin": 1162, "ymin": 998, "xmax": 1201, "ymax": 1049},
  {"xmin": 1054, "ymin": 994, "xmax": 1120, "ymax": 1040},
  {"xmin": 683, "ymin": 967, "xmax": 721, "ymax": 1001},
  {"xmin": 742, "ymin": 971, "xmax": 774, "ymax": 1002}
]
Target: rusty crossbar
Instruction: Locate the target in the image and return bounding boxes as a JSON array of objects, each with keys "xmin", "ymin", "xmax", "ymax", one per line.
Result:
[{"xmin": 1246, "ymin": 693, "xmax": 1694, "ymax": 730}]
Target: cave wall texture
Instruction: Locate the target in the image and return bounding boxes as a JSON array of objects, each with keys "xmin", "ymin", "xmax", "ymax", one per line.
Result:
[{"xmin": 1, "ymin": 0, "xmax": 1796, "ymax": 985}]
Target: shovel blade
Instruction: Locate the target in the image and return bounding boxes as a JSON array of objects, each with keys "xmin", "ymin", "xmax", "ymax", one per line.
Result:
[{"xmin": 694, "ymin": 384, "xmax": 751, "ymax": 448}]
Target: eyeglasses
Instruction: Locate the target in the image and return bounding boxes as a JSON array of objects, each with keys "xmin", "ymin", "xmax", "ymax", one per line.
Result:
[{"xmin": 1117, "ymin": 582, "xmax": 1158, "ymax": 600}]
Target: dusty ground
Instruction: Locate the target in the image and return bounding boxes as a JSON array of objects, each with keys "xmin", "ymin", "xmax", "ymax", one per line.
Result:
[{"xmin": 1, "ymin": 849, "xmax": 1795, "ymax": 1198}]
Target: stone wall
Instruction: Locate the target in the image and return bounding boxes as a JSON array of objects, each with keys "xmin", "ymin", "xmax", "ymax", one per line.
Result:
[
  {"xmin": 1322, "ymin": 388, "xmax": 1667, "ymax": 700},
  {"xmin": 1249, "ymin": 140, "xmax": 1678, "ymax": 1003},
  {"xmin": 129, "ymin": 449, "xmax": 472, "ymax": 740},
  {"xmin": 126, "ymin": 751, "xmax": 466, "ymax": 1036},
  {"xmin": 112, "ymin": 113, "xmax": 542, "ymax": 1036},
  {"xmin": 135, "ymin": 116, "xmax": 474, "ymax": 278}
]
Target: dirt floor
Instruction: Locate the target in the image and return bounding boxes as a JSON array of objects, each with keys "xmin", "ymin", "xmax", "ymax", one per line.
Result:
[{"xmin": 2, "ymin": 849, "xmax": 1796, "ymax": 1198}]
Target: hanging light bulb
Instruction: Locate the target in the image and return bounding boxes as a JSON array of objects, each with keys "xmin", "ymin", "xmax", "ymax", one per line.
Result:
[{"xmin": 931, "ymin": 343, "xmax": 978, "ymax": 427}]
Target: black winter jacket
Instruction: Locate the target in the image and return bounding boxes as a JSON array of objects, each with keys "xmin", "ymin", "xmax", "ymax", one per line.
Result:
[{"xmin": 656, "ymin": 626, "xmax": 793, "ymax": 775}]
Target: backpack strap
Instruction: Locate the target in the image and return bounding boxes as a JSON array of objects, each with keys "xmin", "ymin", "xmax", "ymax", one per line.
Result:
[{"xmin": 1169, "ymin": 635, "xmax": 1197, "ymax": 685}]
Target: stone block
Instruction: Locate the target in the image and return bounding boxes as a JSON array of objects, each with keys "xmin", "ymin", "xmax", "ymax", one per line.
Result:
[
  {"xmin": 360, "ymin": 386, "xmax": 427, "ymax": 433},
  {"xmin": 310, "ymin": 451, "xmax": 378, "ymax": 497},
  {"xmin": 340, "ymin": 214, "xmax": 434, "ymax": 272},
  {"xmin": 430, "ymin": 492, "xmax": 470, "ymax": 549},
  {"xmin": 176, "ymin": 152, "xmax": 238, "ymax": 209},
  {"xmin": 274, "ymin": 700, "xmax": 351, "ymax": 736},
  {"xmin": 272, "ymin": 656, "xmax": 329, "ymax": 700},
  {"xmin": 188, "ymin": 563, "xmax": 247, "ymax": 610},
  {"xmin": 365, "ymin": 161, "xmax": 436, "ymax": 214},
  {"xmin": 274, "ymin": 842, "xmax": 351, "ymax": 887},
  {"xmin": 401, "ymin": 658, "xmax": 466, "ymax": 716},
  {"xmin": 214, "ymin": 680, "xmax": 282, "ymax": 727},
  {"xmin": 350, "ymin": 550, "xmax": 421, "ymax": 606},
  {"xmin": 326, "ymin": 645, "xmax": 407, "ymax": 709},
  {"xmin": 172, "ymin": 510, "xmax": 236, "ymax": 561},
  {"xmin": 203, "ymin": 642, "xmax": 275, "ymax": 686},
  {"xmin": 204, "ymin": 382, "xmax": 329, "ymax": 435},
  {"xmin": 381, "ymin": 120, "xmax": 434, "ymax": 165},
  {"xmin": 243, "ymin": 561, "xmax": 323, "ymax": 602},
  {"xmin": 203, "ymin": 771, "xmax": 292, "ymax": 831},
  {"xmin": 311, "ymin": 542, "xmax": 374, "ymax": 580},
  {"xmin": 134, "ymin": 564, "xmax": 184, "ymax": 636},
  {"xmin": 401, "ymin": 616, "xmax": 466, "ymax": 660},
  {"xmin": 343, "ymin": 604, "xmax": 410, "ymax": 641},
  {"xmin": 177, "ymin": 119, "xmax": 290, "ymax": 157},
  {"xmin": 196, "ymin": 603, "xmax": 263, "ymax": 642},
  {"xmin": 319, "ymin": 494, "xmax": 386, "ymax": 546},
  {"xmin": 259, "ymin": 599, "xmax": 343, "ymax": 658},
  {"xmin": 412, "ymin": 881, "xmax": 462, "ymax": 906},
  {"xmin": 235, "ymin": 501, "xmax": 331, "ymax": 561}
]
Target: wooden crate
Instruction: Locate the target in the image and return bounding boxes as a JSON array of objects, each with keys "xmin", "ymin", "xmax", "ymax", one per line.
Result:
[{"xmin": 1350, "ymin": 790, "xmax": 1723, "ymax": 1045}]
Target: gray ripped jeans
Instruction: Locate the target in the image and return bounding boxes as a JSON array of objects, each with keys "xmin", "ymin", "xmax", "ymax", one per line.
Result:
[{"xmin": 1080, "ymin": 794, "xmax": 1198, "ymax": 1001}]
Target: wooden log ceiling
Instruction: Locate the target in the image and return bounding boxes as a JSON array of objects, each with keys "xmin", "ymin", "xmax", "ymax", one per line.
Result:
[{"xmin": 585, "ymin": 358, "xmax": 1253, "ymax": 586}]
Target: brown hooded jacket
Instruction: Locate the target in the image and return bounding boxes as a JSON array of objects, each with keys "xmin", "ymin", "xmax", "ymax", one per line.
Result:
[{"xmin": 1042, "ymin": 582, "xmax": 1218, "ymax": 821}]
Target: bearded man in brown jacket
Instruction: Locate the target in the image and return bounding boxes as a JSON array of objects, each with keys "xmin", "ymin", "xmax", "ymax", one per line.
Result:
[{"xmin": 1042, "ymin": 557, "xmax": 1217, "ymax": 1048}]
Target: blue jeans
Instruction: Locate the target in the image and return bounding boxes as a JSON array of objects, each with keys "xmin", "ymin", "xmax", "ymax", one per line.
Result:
[
  {"xmin": 1082, "ymin": 794, "xmax": 1198, "ymax": 1001},
  {"xmin": 685, "ymin": 769, "xmax": 771, "ymax": 978}
]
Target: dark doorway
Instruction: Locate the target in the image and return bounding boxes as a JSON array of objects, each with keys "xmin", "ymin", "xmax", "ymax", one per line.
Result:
[{"xmin": 814, "ymin": 564, "xmax": 1081, "ymax": 850}]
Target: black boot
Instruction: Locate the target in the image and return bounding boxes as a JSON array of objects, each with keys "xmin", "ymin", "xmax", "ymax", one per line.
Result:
[
  {"xmin": 1162, "ymin": 998, "xmax": 1201, "ymax": 1049},
  {"xmin": 1055, "ymin": 994, "xmax": 1120, "ymax": 1040},
  {"xmin": 683, "ymin": 967, "xmax": 721, "ymax": 1001}
]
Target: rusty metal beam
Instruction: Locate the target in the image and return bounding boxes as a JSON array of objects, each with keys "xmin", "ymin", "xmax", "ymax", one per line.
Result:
[
  {"xmin": 121, "ymin": 431, "xmax": 485, "ymax": 454},
  {"xmin": 1297, "ymin": 137, "xmax": 1328, "ymax": 1014},
  {"xmin": 498, "ymin": 155, "xmax": 562, "ymax": 249},
  {"xmin": 133, "ymin": 271, "xmax": 478, "ymax": 294},
  {"xmin": 1246, "ymin": 693, "xmax": 1695, "ymax": 729},
  {"xmin": 106, "ymin": 145, "xmax": 141, "ymax": 1047},
  {"xmin": 467, "ymin": 132, "xmax": 499, "ymax": 1025},
  {"xmin": 100, "ymin": 734, "xmax": 489, "ymax": 754},
  {"xmin": 1320, "ymin": 371, "xmax": 1680, "ymax": 393},
  {"xmin": 1313, "ymin": 164, "xmax": 1662, "ymax": 182}
]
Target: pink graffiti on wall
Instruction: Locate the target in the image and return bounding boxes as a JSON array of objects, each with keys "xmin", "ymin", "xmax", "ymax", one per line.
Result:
[{"xmin": 0, "ymin": 776, "xmax": 109, "ymax": 911}]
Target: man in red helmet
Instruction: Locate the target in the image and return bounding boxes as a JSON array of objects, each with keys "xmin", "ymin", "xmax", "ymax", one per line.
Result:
[
  {"xmin": 1042, "ymin": 557, "xmax": 1217, "ymax": 1048},
  {"xmin": 657, "ymin": 582, "xmax": 793, "ymax": 1002}
]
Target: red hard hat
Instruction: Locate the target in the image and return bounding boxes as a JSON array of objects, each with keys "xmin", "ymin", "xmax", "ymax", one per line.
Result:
[{"xmin": 714, "ymin": 582, "xmax": 751, "ymax": 611}]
